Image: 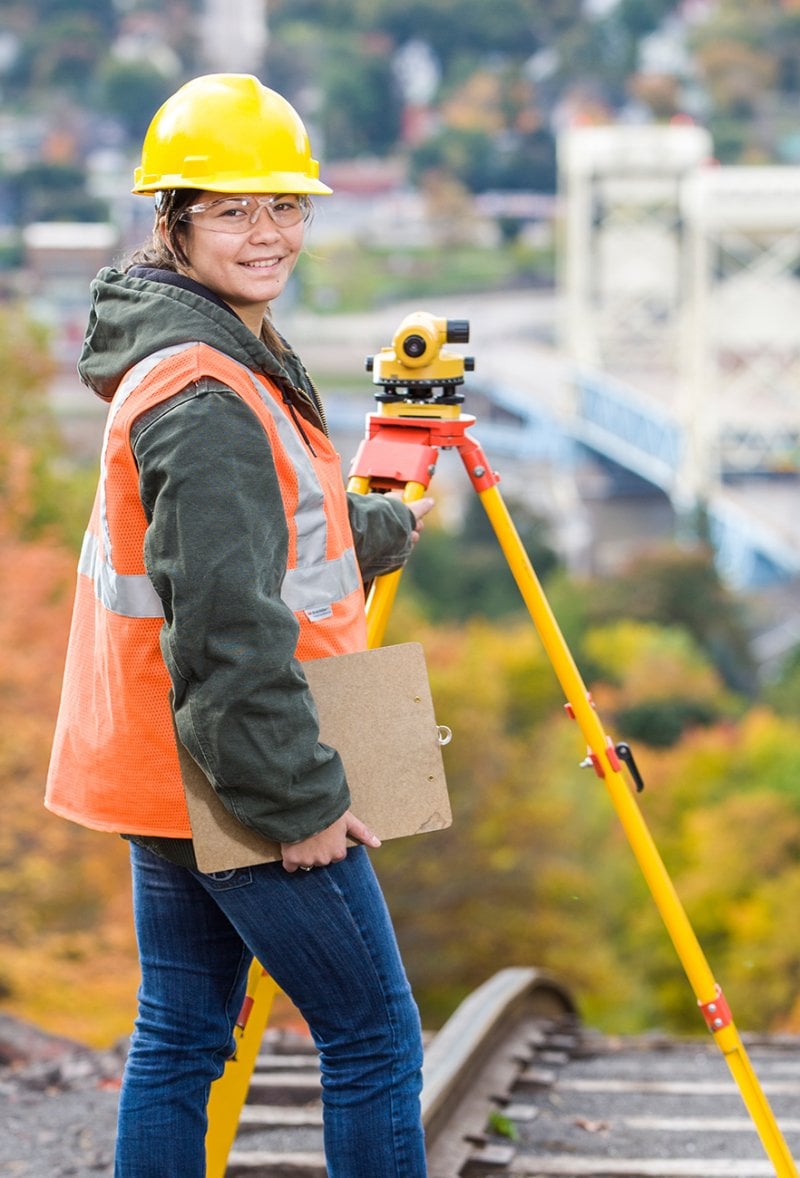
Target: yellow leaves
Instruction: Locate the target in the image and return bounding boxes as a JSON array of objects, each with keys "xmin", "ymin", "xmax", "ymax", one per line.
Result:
[
  {"xmin": 381, "ymin": 597, "xmax": 800, "ymax": 1036},
  {"xmin": 0, "ymin": 308, "xmax": 57, "ymax": 511},
  {"xmin": 584, "ymin": 620, "xmax": 722, "ymax": 707},
  {"xmin": 580, "ymin": 620, "xmax": 737, "ymax": 748},
  {"xmin": 1, "ymin": 928, "xmax": 139, "ymax": 1047},
  {"xmin": 694, "ymin": 38, "xmax": 778, "ymax": 112},
  {"xmin": 680, "ymin": 791, "xmax": 800, "ymax": 912},
  {"xmin": 0, "ymin": 504, "xmax": 141, "ymax": 1046},
  {"xmin": 440, "ymin": 71, "xmax": 508, "ymax": 134}
]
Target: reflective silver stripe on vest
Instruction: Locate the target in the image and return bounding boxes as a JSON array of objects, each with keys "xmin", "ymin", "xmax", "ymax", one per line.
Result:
[
  {"xmin": 234, "ymin": 362, "xmax": 329, "ymax": 570},
  {"xmin": 99, "ymin": 345, "xmax": 193, "ymax": 576},
  {"xmin": 281, "ymin": 548, "xmax": 360, "ymax": 613},
  {"xmin": 81, "ymin": 342, "xmax": 360, "ymax": 619},
  {"xmin": 81, "ymin": 346, "xmax": 192, "ymax": 618},
  {"xmin": 230, "ymin": 355, "xmax": 362, "ymax": 611},
  {"xmin": 78, "ymin": 530, "xmax": 164, "ymax": 618}
]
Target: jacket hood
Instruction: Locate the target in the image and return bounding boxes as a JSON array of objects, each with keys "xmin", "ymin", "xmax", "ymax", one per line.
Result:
[{"xmin": 78, "ymin": 267, "xmax": 304, "ymax": 403}]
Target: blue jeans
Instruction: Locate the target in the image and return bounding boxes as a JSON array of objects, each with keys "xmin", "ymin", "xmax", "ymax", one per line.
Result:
[{"xmin": 115, "ymin": 843, "xmax": 427, "ymax": 1178}]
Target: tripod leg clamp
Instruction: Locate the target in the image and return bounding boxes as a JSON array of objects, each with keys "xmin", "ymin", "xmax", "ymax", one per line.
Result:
[{"xmin": 699, "ymin": 985, "xmax": 732, "ymax": 1033}]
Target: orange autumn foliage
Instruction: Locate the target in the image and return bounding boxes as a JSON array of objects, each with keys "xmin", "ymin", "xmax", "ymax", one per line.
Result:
[
  {"xmin": 0, "ymin": 515, "xmax": 143, "ymax": 1046},
  {"xmin": 0, "ymin": 307, "xmax": 141, "ymax": 1046}
]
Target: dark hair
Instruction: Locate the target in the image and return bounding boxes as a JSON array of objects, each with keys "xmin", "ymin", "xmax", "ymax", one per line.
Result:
[
  {"xmin": 123, "ymin": 188, "xmax": 199, "ymax": 272},
  {"xmin": 121, "ymin": 189, "xmax": 289, "ymax": 354}
]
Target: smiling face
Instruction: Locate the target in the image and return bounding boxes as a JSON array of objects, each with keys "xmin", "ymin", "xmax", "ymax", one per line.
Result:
[{"xmin": 163, "ymin": 190, "xmax": 306, "ymax": 335}]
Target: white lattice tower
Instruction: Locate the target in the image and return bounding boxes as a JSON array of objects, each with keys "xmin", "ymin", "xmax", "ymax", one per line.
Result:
[
  {"xmin": 559, "ymin": 123, "xmax": 713, "ymax": 379},
  {"xmin": 680, "ymin": 166, "xmax": 800, "ymax": 498},
  {"xmin": 201, "ymin": 0, "xmax": 268, "ymax": 74}
]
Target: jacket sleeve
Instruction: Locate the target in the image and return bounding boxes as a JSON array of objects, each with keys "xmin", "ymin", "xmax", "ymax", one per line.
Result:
[
  {"xmin": 132, "ymin": 383, "xmax": 351, "ymax": 845},
  {"xmin": 346, "ymin": 492, "xmax": 415, "ymax": 580}
]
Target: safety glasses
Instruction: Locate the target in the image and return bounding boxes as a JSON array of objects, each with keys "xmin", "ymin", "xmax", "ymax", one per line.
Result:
[{"xmin": 178, "ymin": 194, "xmax": 312, "ymax": 234}]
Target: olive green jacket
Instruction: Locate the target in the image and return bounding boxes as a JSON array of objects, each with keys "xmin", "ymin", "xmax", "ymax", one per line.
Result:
[{"xmin": 78, "ymin": 266, "xmax": 414, "ymax": 867}]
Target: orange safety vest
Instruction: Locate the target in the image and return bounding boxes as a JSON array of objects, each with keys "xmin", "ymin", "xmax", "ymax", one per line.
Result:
[{"xmin": 45, "ymin": 342, "xmax": 367, "ymax": 837}]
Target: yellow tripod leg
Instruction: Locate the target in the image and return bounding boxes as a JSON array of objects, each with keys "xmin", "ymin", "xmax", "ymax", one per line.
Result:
[
  {"xmin": 346, "ymin": 477, "xmax": 428, "ymax": 650},
  {"xmin": 204, "ymin": 474, "xmax": 424, "ymax": 1171},
  {"xmin": 205, "ymin": 961, "xmax": 280, "ymax": 1178},
  {"xmin": 477, "ymin": 482, "xmax": 798, "ymax": 1177}
]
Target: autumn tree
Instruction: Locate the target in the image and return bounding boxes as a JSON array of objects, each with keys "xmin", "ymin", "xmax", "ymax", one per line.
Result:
[
  {"xmin": 377, "ymin": 574, "xmax": 800, "ymax": 1038},
  {"xmin": 606, "ymin": 708, "xmax": 800, "ymax": 1031},
  {"xmin": 561, "ymin": 543, "xmax": 757, "ymax": 695},
  {"xmin": 583, "ymin": 619, "xmax": 738, "ymax": 747},
  {"xmin": 375, "ymin": 610, "xmax": 633, "ymax": 1027},
  {"xmin": 689, "ymin": 0, "xmax": 800, "ymax": 161},
  {"xmin": 401, "ymin": 494, "xmax": 559, "ymax": 623},
  {"xmin": 0, "ymin": 305, "xmax": 139, "ymax": 1045}
]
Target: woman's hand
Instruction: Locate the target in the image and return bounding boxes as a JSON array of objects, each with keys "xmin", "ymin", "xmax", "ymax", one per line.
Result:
[
  {"xmin": 386, "ymin": 491, "xmax": 434, "ymax": 546},
  {"xmin": 280, "ymin": 811, "xmax": 381, "ymax": 873}
]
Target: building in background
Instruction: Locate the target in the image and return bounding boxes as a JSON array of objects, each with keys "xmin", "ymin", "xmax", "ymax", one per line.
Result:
[{"xmin": 201, "ymin": 0, "xmax": 268, "ymax": 74}]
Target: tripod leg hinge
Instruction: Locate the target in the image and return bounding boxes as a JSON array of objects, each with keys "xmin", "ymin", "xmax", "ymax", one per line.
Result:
[
  {"xmin": 580, "ymin": 737, "xmax": 621, "ymax": 780},
  {"xmin": 604, "ymin": 738, "xmax": 621, "ymax": 772},
  {"xmin": 699, "ymin": 985, "xmax": 732, "ymax": 1033},
  {"xmin": 581, "ymin": 749, "xmax": 605, "ymax": 778},
  {"xmin": 235, "ymin": 995, "xmax": 255, "ymax": 1031},
  {"xmin": 564, "ymin": 693, "xmax": 596, "ymax": 720},
  {"xmin": 234, "ymin": 967, "xmax": 270, "ymax": 1031}
]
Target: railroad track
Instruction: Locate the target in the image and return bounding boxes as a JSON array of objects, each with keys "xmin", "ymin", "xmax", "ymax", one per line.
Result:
[{"xmin": 224, "ymin": 968, "xmax": 800, "ymax": 1178}]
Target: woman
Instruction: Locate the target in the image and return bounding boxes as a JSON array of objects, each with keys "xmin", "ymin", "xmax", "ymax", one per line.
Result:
[{"xmin": 46, "ymin": 73, "xmax": 432, "ymax": 1177}]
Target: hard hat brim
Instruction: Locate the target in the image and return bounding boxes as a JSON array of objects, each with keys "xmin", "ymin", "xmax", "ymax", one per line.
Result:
[{"xmin": 132, "ymin": 172, "xmax": 333, "ymax": 196}]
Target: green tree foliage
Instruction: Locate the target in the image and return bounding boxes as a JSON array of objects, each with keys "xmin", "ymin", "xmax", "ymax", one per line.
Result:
[
  {"xmin": 318, "ymin": 38, "xmax": 403, "ymax": 158},
  {"xmin": 572, "ymin": 544, "xmax": 757, "ymax": 695},
  {"xmin": 10, "ymin": 0, "xmax": 800, "ymax": 186},
  {"xmin": 37, "ymin": 0, "xmax": 116, "ymax": 31},
  {"xmin": 98, "ymin": 59, "xmax": 175, "ymax": 141},
  {"xmin": 0, "ymin": 306, "xmax": 94, "ymax": 547},
  {"xmin": 272, "ymin": 0, "xmax": 544, "ymax": 66},
  {"xmin": 380, "ymin": 0, "xmax": 542, "ymax": 69},
  {"xmin": 267, "ymin": 0, "xmax": 677, "ymax": 190},
  {"xmin": 12, "ymin": 161, "xmax": 108, "ymax": 224},
  {"xmin": 411, "ymin": 125, "xmax": 558, "ymax": 194},
  {"xmin": 617, "ymin": 0, "xmax": 677, "ymax": 39},
  {"xmin": 378, "ymin": 597, "xmax": 800, "ymax": 1035},
  {"xmin": 583, "ymin": 619, "xmax": 737, "ymax": 748},
  {"xmin": 402, "ymin": 494, "xmax": 558, "ymax": 622},
  {"xmin": 689, "ymin": 0, "xmax": 800, "ymax": 161},
  {"xmin": 28, "ymin": 14, "xmax": 108, "ymax": 98},
  {"xmin": 764, "ymin": 646, "xmax": 800, "ymax": 718}
]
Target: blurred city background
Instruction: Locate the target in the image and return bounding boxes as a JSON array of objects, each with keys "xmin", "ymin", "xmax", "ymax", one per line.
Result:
[{"xmin": 4, "ymin": 0, "xmax": 800, "ymax": 1047}]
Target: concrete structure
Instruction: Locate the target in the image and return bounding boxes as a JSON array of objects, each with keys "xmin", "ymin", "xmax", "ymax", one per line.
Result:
[
  {"xmin": 559, "ymin": 122, "xmax": 712, "ymax": 378},
  {"xmin": 200, "ymin": 0, "xmax": 268, "ymax": 75},
  {"xmin": 559, "ymin": 123, "xmax": 800, "ymax": 587},
  {"xmin": 23, "ymin": 221, "xmax": 119, "ymax": 367}
]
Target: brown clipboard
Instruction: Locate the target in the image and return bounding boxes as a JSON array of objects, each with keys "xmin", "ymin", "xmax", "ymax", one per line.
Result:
[{"xmin": 178, "ymin": 642, "xmax": 452, "ymax": 872}]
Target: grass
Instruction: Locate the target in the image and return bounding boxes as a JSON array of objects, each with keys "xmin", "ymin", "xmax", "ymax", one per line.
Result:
[{"xmin": 295, "ymin": 240, "xmax": 554, "ymax": 314}]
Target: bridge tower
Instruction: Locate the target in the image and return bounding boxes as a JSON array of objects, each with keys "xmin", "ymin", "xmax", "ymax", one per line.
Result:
[
  {"xmin": 201, "ymin": 0, "xmax": 268, "ymax": 74},
  {"xmin": 559, "ymin": 122, "xmax": 712, "ymax": 380},
  {"xmin": 558, "ymin": 122, "xmax": 713, "ymax": 509},
  {"xmin": 681, "ymin": 166, "xmax": 800, "ymax": 487},
  {"xmin": 559, "ymin": 125, "xmax": 800, "ymax": 586}
]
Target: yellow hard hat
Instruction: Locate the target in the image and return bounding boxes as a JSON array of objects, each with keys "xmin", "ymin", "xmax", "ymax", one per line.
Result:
[{"xmin": 132, "ymin": 73, "xmax": 333, "ymax": 196}]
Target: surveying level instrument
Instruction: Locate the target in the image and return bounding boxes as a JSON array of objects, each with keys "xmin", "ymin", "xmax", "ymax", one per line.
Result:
[
  {"xmin": 204, "ymin": 311, "xmax": 799, "ymax": 1178},
  {"xmin": 365, "ymin": 311, "xmax": 473, "ymax": 403}
]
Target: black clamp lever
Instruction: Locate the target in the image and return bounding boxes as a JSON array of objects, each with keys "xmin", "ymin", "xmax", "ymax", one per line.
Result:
[{"xmin": 615, "ymin": 742, "xmax": 645, "ymax": 792}]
